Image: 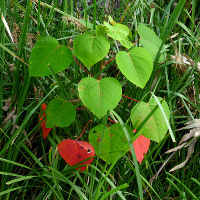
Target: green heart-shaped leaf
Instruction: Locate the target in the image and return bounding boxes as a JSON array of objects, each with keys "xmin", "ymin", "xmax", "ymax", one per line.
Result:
[
  {"xmin": 104, "ymin": 22, "xmax": 129, "ymax": 40},
  {"xmin": 78, "ymin": 77, "xmax": 122, "ymax": 118},
  {"xmin": 137, "ymin": 24, "xmax": 165, "ymax": 62},
  {"xmin": 73, "ymin": 34, "xmax": 110, "ymax": 68},
  {"xmin": 46, "ymin": 97, "xmax": 76, "ymax": 128},
  {"xmin": 89, "ymin": 123, "xmax": 133, "ymax": 164},
  {"xmin": 130, "ymin": 97, "xmax": 170, "ymax": 143},
  {"xmin": 116, "ymin": 47, "xmax": 153, "ymax": 88},
  {"xmin": 29, "ymin": 36, "xmax": 73, "ymax": 77}
]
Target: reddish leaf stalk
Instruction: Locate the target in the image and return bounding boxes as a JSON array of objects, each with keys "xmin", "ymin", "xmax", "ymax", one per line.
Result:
[
  {"xmin": 122, "ymin": 94, "xmax": 139, "ymax": 102},
  {"xmin": 73, "ymin": 56, "xmax": 94, "ymax": 77},
  {"xmin": 76, "ymin": 120, "xmax": 92, "ymax": 140},
  {"xmin": 133, "ymin": 36, "xmax": 140, "ymax": 45},
  {"xmin": 103, "ymin": 56, "xmax": 116, "ymax": 66},
  {"xmin": 108, "ymin": 118, "xmax": 118, "ymax": 123},
  {"xmin": 70, "ymin": 99, "xmax": 81, "ymax": 102}
]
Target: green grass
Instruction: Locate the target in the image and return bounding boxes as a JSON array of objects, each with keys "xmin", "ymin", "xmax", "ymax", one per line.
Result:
[{"xmin": 1, "ymin": 0, "xmax": 200, "ymax": 199}]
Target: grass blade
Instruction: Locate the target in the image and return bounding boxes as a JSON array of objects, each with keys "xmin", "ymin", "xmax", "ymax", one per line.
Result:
[{"xmin": 110, "ymin": 110, "xmax": 144, "ymax": 200}]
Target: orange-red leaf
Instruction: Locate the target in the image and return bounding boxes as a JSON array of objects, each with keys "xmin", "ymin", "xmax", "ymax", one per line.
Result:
[
  {"xmin": 133, "ymin": 131, "xmax": 150, "ymax": 163},
  {"xmin": 39, "ymin": 103, "xmax": 52, "ymax": 139},
  {"xmin": 58, "ymin": 139, "xmax": 95, "ymax": 171}
]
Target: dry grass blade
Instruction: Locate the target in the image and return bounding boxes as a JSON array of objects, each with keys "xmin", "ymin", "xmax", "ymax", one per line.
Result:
[
  {"xmin": 179, "ymin": 127, "xmax": 199, "ymax": 144},
  {"xmin": 170, "ymin": 37, "xmax": 200, "ymax": 73},
  {"xmin": 169, "ymin": 138, "xmax": 197, "ymax": 172},
  {"xmin": 165, "ymin": 119, "xmax": 200, "ymax": 172},
  {"xmin": 171, "ymin": 53, "xmax": 200, "ymax": 72},
  {"xmin": 165, "ymin": 142, "xmax": 187, "ymax": 154},
  {"xmin": 177, "ymin": 119, "xmax": 200, "ymax": 130},
  {"xmin": 2, "ymin": 107, "xmax": 16, "ymax": 127},
  {"xmin": 1, "ymin": 13, "xmax": 14, "ymax": 43},
  {"xmin": 151, "ymin": 152, "xmax": 175, "ymax": 182},
  {"xmin": 145, "ymin": 119, "xmax": 200, "ymax": 192},
  {"xmin": 2, "ymin": 97, "xmax": 11, "ymax": 111}
]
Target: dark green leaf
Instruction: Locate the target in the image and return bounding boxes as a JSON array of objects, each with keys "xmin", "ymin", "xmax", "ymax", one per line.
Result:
[
  {"xmin": 46, "ymin": 97, "xmax": 76, "ymax": 128},
  {"xmin": 29, "ymin": 36, "xmax": 73, "ymax": 77}
]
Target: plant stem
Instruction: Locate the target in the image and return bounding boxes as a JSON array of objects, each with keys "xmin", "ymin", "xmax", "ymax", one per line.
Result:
[{"xmin": 93, "ymin": 0, "xmax": 96, "ymax": 30}]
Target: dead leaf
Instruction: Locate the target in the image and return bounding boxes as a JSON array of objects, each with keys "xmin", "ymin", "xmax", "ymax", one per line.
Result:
[
  {"xmin": 27, "ymin": 33, "xmax": 36, "ymax": 48},
  {"xmin": 194, "ymin": 131, "xmax": 200, "ymax": 137},
  {"xmin": 166, "ymin": 119, "xmax": 200, "ymax": 172},
  {"xmin": 33, "ymin": 85, "xmax": 43, "ymax": 99},
  {"xmin": 177, "ymin": 119, "xmax": 200, "ymax": 130},
  {"xmin": 179, "ymin": 128, "xmax": 198, "ymax": 144},
  {"xmin": 2, "ymin": 106, "xmax": 16, "ymax": 127},
  {"xmin": 144, "ymin": 119, "xmax": 200, "ymax": 194},
  {"xmin": 170, "ymin": 36, "xmax": 200, "ymax": 73},
  {"xmin": 165, "ymin": 142, "xmax": 187, "ymax": 154},
  {"xmin": 2, "ymin": 97, "xmax": 11, "ymax": 111},
  {"xmin": 169, "ymin": 138, "xmax": 197, "ymax": 172},
  {"xmin": 62, "ymin": 16, "xmax": 86, "ymax": 32}
]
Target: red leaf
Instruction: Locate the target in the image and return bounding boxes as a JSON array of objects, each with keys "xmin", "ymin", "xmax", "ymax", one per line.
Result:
[
  {"xmin": 39, "ymin": 103, "xmax": 52, "ymax": 139},
  {"xmin": 58, "ymin": 139, "xmax": 95, "ymax": 171},
  {"xmin": 132, "ymin": 130, "xmax": 150, "ymax": 163}
]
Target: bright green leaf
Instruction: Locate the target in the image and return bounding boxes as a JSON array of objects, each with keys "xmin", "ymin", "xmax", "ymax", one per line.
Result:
[
  {"xmin": 119, "ymin": 37, "xmax": 133, "ymax": 49},
  {"xmin": 108, "ymin": 15, "xmax": 117, "ymax": 25},
  {"xmin": 104, "ymin": 22, "xmax": 129, "ymax": 40},
  {"xmin": 78, "ymin": 77, "xmax": 122, "ymax": 118},
  {"xmin": 29, "ymin": 36, "xmax": 73, "ymax": 77},
  {"xmin": 46, "ymin": 97, "xmax": 76, "ymax": 128},
  {"xmin": 89, "ymin": 123, "xmax": 133, "ymax": 164},
  {"xmin": 116, "ymin": 47, "xmax": 153, "ymax": 88},
  {"xmin": 73, "ymin": 33, "xmax": 110, "ymax": 68},
  {"xmin": 137, "ymin": 24, "xmax": 165, "ymax": 62},
  {"xmin": 130, "ymin": 97, "xmax": 170, "ymax": 143}
]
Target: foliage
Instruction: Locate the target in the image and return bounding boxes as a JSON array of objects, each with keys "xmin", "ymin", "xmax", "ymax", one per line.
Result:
[
  {"xmin": 29, "ymin": 17, "xmax": 170, "ymax": 169},
  {"xmin": 29, "ymin": 36, "xmax": 73, "ymax": 76},
  {"xmin": 1, "ymin": 0, "xmax": 200, "ymax": 199}
]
